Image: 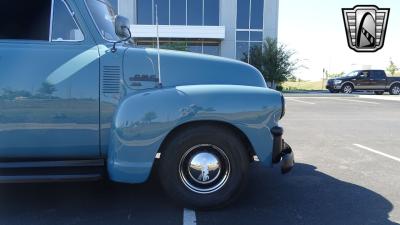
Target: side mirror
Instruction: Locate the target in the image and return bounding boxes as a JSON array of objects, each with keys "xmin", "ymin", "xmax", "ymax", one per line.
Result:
[
  {"xmin": 112, "ymin": 15, "xmax": 132, "ymax": 53},
  {"xmin": 115, "ymin": 15, "xmax": 131, "ymax": 40}
]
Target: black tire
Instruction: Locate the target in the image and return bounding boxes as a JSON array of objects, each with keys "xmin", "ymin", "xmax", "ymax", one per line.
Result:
[
  {"xmin": 341, "ymin": 84, "xmax": 353, "ymax": 94},
  {"xmin": 159, "ymin": 125, "xmax": 249, "ymax": 209},
  {"xmin": 389, "ymin": 84, "xmax": 400, "ymax": 95},
  {"xmin": 374, "ymin": 91, "xmax": 384, "ymax": 95}
]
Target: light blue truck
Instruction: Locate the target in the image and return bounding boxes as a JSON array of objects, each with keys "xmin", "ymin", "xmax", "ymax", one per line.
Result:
[{"xmin": 0, "ymin": 0, "xmax": 294, "ymax": 209}]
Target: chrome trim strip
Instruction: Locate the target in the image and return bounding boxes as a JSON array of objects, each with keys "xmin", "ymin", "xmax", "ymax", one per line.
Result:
[
  {"xmin": 0, "ymin": 159, "xmax": 105, "ymax": 169},
  {"xmin": 0, "ymin": 174, "xmax": 102, "ymax": 183},
  {"xmin": 49, "ymin": 0, "xmax": 55, "ymax": 42}
]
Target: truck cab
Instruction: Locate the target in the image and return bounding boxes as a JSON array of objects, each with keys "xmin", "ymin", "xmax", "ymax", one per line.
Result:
[{"xmin": 0, "ymin": 0, "xmax": 293, "ymax": 209}]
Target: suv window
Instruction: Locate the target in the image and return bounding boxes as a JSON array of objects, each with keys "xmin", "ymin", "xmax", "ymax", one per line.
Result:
[
  {"xmin": 52, "ymin": 0, "xmax": 84, "ymax": 41},
  {"xmin": 360, "ymin": 71, "xmax": 369, "ymax": 78},
  {"xmin": 0, "ymin": 0, "xmax": 52, "ymax": 40},
  {"xmin": 371, "ymin": 70, "xmax": 386, "ymax": 80}
]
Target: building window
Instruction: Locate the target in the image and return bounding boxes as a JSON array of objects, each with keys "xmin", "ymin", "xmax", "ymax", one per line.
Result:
[
  {"xmin": 137, "ymin": 0, "xmax": 153, "ymax": 24},
  {"xmin": 171, "ymin": 0, "xmax": 186, "ymax": 25},
  {"xmin": 154, "ymin": 0, "xmax": 169, "ymax": 25},
  {"xmin": 137, "ymin": 0, "xmax": 220, "ymax": 26},
  {"xmin": 136, "ymin": 39, "xmax": 220, "ymax": 56},
  {"xmin": 250, "ymin": 0, "xmax": 263, "ymax": 29},
  {"xmin": 204, "ymin": 0, "xmax": 220, "ymax": 26},
  {"xmin": 187, "ymin": 0, "xmax": 202, "ymax": 25},
  {"xmin": 236, "ymin": 0, "xmax": 264, "ymax": 62},
  {"xmin": 203, "ymin": 42, "xmax": 220, "ymax": 55}
]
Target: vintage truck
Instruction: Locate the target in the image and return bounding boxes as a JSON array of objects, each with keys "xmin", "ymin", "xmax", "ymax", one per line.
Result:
[{"xmin": 0, "ymin": 0, "xmax": 294, "ymax": 209}]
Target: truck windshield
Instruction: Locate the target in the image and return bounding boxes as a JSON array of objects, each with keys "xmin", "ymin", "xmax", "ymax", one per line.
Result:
[
  {"xmin": 86, "ymin": 0, "xmax": 119, "ymax": 41},
  {"xmin": 343, "ymin": 71, "xmax": 359, "ymax": 77}
]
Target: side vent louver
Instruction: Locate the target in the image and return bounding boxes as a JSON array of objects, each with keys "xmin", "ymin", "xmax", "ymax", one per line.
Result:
[{"xmin": 102, "ymin": 66, "xmax": 121, "ymax": 94}]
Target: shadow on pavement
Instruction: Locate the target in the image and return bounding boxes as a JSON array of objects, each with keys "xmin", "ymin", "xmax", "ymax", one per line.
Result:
[
  {"xmin": 198, "ymin": 163, "xmax": 397, "ymax": 225},
  {"xmin": 0, "ymin": 176, "xmax": 181, "ymax": 225}
]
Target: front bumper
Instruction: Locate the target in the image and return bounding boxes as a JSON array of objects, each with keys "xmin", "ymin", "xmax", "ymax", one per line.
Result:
[
  {"xmin": 326, "ymin": 85, "xmax": 340, "ymax": 90},
  {"xmin": 271, "ymin": 126, "xmax": 295, "ymax": 174}
]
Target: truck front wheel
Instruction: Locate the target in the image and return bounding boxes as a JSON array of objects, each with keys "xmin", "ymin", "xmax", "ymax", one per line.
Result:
[
  {"xmin": 159, "ymin": 125, "xmax": 249, "ymax": 209},
  {"xmin": 341, "ymin": 84, "xmax": 353, "ymax": 94}
]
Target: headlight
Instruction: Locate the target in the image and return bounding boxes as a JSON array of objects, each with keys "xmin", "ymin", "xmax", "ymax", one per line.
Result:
[{"xmin": 334, "ymin": 80, "xmax": 343, "ymax": 85}]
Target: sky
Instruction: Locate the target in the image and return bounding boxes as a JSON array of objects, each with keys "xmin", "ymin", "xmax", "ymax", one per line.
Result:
[{"xmin": 278, "ymin": 0, "xmax": 400, "ymax": 81}]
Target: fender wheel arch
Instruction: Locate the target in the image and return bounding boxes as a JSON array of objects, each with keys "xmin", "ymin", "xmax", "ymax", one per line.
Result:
[
  {"xmin": 157, "ymin": 121, "xmax": 256, "ymax": 162},
  {"xmin": 342, "ymin": 82, "xmax": 355, "ymax": 89},
  {"xmin": 157, "ymin": 122, "xmax": 250, "ymax": 209}
]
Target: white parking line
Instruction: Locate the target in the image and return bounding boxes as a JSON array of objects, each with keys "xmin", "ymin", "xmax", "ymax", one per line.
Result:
[
  {"xmin": 286, "ymin": 98, "xmax": 316, "ymax": 105},
  {"xmin": 183, "ymin": 208, "xmax": 196, "ymax": 225},
  {"xmin": 330, "ymin": 98, "xmax": 379, "ymax": 104},
  {"xmin": 359, "ymin": 95, "xmax": 400, "ymax": 102},
  {"xmin": 353, "ymin": 144, "xmax": 400, "ymax": 162}
]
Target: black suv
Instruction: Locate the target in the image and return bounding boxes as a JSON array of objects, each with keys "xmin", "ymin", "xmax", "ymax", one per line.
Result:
[{"xmin": 326, "ymin": 70, "xmax": 400, "ymax": 95}]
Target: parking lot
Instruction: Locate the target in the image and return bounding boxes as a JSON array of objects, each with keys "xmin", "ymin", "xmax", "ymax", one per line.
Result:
[{"xmin": 1, "ymin": 94, "xmax": 399, "ymax": 225}]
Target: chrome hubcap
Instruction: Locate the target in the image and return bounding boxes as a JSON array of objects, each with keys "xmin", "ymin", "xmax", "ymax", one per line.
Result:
[
  {"xmin": 344, "ymin": 86, "xmax": 352, "ymax": 93},
  {"xmin": 179, "ymin": 144, "xmax": 230, "ymax": 194},
  {"xmin": 188, "ymin": 152, "xmax": 221, "ymax": 184}
]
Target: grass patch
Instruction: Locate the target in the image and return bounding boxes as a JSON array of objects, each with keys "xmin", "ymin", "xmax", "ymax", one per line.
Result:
[{"xmin": 282, "ymin": 80, "xmax": 325, "ymax": 91}]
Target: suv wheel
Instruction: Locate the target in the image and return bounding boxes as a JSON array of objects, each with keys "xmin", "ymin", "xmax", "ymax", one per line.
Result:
[
  {"xmin": 159, "ymin": 125, "xmax": 249, "ymax": 209},
  {"xmin": 341, "ymin": 84, "xmax": 353, "ymax": 94},
  {"xmin": 389, "ymin": 84, "xmax": 400, "ymax": 95},
  {"xmin": 374, "ymin": 91, "xmax": 384, "ymax": 95}
]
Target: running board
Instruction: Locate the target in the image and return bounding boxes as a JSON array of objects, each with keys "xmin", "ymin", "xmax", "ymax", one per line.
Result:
[{"xmin": 0, "ymin": 159, "xmax": 105, "ymax": 183}]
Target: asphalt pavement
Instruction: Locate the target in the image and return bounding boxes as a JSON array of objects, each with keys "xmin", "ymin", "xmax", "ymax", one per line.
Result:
[{"xmin": 0, "ymin": 93, "xmax": 399, "ymax": 225}]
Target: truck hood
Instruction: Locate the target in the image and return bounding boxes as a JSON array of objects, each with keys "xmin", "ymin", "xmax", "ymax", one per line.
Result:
[{"xmin": 122, "ymin": 47, "xmax": 267, "ymax": 90}]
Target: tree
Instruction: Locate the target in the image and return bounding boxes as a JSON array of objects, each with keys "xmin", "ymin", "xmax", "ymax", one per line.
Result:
[
  {"xmin": 387, "ymin": 59, "xmax": 398, "ymax": 76},
  {"xmin": 141, "ymin": 112, "xmax": 157, "ymax": 123},
  {"xmin": 38, "ymin": 82, "xmax": 57, "ymax": 97},
  {"xmin": 247, "ymin": 38, "xmax": 299, "ymax": 88},
  {"xmin": 162, "ymin": 41, "xmax": 188, "ymax": 51}
]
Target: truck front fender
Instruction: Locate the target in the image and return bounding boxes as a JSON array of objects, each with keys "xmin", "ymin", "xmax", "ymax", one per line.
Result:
[{"xmin": 108, "ymin": 85, "xmax": 282, "ymax": 183}]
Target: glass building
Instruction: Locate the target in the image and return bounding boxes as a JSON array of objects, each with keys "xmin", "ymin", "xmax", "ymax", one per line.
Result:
[{"xmin": 111, "ymin": 0, "xmax": 278, "ymax": 62}]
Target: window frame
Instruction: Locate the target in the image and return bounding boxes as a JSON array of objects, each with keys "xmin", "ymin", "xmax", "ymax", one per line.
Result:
[
  {"xmin": 84, "ymin": 0, "xmax": 119, "ymax": 42},
  {"xmin": 50, "ymin": 0, "xmax": 86, "ymax": 43},
  {"xmin": 235, "ymin": 0, "xmax": 265, "ymax": 63},
  {"xmin": 137, "ymin": 0, "xmax": 220, "ymax": 26}
]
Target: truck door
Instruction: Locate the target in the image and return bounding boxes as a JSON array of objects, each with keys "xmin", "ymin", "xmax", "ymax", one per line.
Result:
[
  {"xmin": 369, "ymin": 70, "xmax": 387, "ymax": 90},
  {"xmin": 354, "ymin": 70, "xmax": 371, "ymax": 90},
  {"xmin": 0, "ymin": 0, "xmax": 100, "ymax": 159}
]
